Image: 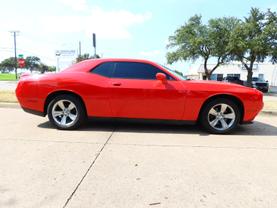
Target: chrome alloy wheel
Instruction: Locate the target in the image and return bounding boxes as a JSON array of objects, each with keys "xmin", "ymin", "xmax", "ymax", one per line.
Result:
[
  {"xmin": 207, "ymin": 103, "xmax": 236, "ymax": 131},
  {"xmin": 51, "ymin": 99, "xmax": 78, "ymax": 127}
]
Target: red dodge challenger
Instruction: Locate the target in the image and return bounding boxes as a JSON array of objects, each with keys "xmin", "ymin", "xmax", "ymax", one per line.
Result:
[{"xmin": 16, "ymin": 58, "xmax": 263, "ymax": 134}]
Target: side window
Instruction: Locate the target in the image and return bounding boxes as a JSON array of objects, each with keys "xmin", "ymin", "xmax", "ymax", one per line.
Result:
[
  {"xmin": 112, "ymin": 62, "xmax": 172, "ymax": 80},
  {"xmin": 91, "ymin": 62, "xmax": 114, "ymax": 77}
]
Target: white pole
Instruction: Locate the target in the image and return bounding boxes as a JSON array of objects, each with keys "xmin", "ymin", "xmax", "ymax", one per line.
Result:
[{"xmin": 56, "ymin": 52, "xmax": 61, "ymax": 72}]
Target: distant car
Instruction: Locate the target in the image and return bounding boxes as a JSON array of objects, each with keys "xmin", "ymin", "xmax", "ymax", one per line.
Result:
[
  {"xmin": 223, "ymin": 76, "xmax": 244, "ymax": 85},
  {"xmin": 252, "ymin": 77, "xmax": 269, "ymax": 93},
  {"xmin": 16, "ymin": 58, "xmax": 263, "ymax": 134}
]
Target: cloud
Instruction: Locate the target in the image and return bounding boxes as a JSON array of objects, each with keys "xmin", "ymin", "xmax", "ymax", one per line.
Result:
[
  {"xmin": 59, "ymin": 0, "xmax": 87, "ymax": 11},
  {"xmin": 0, "ymin": 5, "xmax": 152, "ymax": 66},
  {"xmin": 139, "ymin": 50, "xmax": 161, "ymax": 57},
  {"xmin": 269, "ymin": 4, "xmax": 277, "ymax": 11},
  {"xmin": 39, "ymin": 6, "xmax": 152, "ymax": 40},
  {"xmin": 85, "ymin": 7, "xmax": 152, "ymax": 39}
]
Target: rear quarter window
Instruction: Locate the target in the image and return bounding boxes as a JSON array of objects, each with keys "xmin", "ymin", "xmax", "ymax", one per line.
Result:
[{"xmin": 90, "ymin": 62, "xmax": 114, "ymax": 77}]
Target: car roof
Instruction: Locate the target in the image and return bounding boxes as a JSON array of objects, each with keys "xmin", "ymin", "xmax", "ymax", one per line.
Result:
[{"xmin": 63, "ymin": 58, "xmax": 161, "ymax": 72}]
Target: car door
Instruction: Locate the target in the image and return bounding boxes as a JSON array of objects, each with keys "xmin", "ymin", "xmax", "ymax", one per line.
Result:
[
  {"xmin": 109, "ymin": 61, "xmax": 186, "ymax": 120},
  {"xmin": 86, "ymin": 62, "xmax": 114, "ymax": 117}
]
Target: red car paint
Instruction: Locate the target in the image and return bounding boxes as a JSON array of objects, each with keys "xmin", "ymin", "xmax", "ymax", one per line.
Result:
[{"xmin": 15, "ymin": 58, "xmax": 263, "ymax": 123}]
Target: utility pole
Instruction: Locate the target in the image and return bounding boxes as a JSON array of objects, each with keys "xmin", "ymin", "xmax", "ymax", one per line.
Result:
[
  {"xmin": 92, "ymin": 33, "xmax": 96, "ymax": 58},
  {"xmin": 10, "ymin": 31, "xmax": 19, "ymax": 79},
  {"xmin": 78, "ymin": 41, "xmax": 81, "ymax": 56},
  {"xmin": 55, "ymin": 51, "xmax": 61, "ymax": 73}
]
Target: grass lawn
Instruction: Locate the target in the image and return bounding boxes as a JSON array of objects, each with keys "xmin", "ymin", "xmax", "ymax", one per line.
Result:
[
  {"xmin": 0, "ymin": 73, "xmax": 17, "ymax": 81},
  {"xmin": 0, "ymin": 91, "xmax": 17, "ymax": 103}
]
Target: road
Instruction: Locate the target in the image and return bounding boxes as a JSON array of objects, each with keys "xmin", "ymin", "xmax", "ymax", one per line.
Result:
[
  {"xmin": 0, "ymin": 107, "xmax": 277, "ymax": 208},
  {"xmin": 0, "ymin": 81, "xmax": 17, "ymax": 91}
]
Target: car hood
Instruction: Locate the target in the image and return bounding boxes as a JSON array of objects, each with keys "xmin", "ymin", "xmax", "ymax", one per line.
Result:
[{"xmin": 182, "ymin": 80, "xmax": 256, "ymax": 93}]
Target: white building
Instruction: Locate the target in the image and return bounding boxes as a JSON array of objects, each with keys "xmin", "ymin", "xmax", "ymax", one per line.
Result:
[{"xmin": 192, "ymin": 63, "xmax": 277, "ymax": 86}]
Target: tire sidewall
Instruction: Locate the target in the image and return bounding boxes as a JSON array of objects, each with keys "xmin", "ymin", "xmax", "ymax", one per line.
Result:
[
  {"xmin": 47, "ymin": 95, "xmax": 85, "ymax": 130},
  {"xmin": 200, "ymin": 98, "xmax": 241, "ymax": 134}
]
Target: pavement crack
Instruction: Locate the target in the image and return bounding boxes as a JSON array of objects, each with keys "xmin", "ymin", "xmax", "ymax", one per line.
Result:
[{"xmin": 62, "ymin": 128, "xmax": 116, "ymax": 208}]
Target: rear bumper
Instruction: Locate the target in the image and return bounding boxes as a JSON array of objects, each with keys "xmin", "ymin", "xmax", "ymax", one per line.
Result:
[
  {"xmin": 22, "ymin": 107, "xmax": 45, "ymax": 117},
  {"xmin": 16, "ymin": 78, "xmax": 45, "ymax": 114}
]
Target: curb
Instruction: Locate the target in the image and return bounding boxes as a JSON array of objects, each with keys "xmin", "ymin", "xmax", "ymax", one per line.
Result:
[
  {"xmin": 0, "ymin": 102, "xmax": 20, "ymax": 108},
  {"xmin": 260, "ymin": 110, "xmax": 277, "ymax": 116}
]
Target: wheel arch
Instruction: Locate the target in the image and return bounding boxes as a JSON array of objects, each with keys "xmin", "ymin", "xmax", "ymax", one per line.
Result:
[
  {"xmin": 198, "ymin": 94, "xmax": 245, "ymax": 123},
  {"xmin": 44, "ymin": 90, "xmax": 87, "ymax": 116}
]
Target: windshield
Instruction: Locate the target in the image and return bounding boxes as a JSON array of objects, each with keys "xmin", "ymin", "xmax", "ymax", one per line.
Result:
[
  {"xmin": 159, "ymin": 64, "xmax": 187, "ymax": 80},
  {"xmin": 252, "ymin": 77, "xmax": 264, "ymax": 81}
]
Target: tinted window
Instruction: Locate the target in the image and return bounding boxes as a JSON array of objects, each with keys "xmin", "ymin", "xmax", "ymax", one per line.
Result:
[
  {"xmin": 112, "ymin": 62, "xmax": 172, "ymax": 80},
  {"xmin": 91, "ymin": 62, "xmax": 114, "ymax": 77}
]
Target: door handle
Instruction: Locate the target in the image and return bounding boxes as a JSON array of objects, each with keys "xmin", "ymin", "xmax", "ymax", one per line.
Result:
[{"xmin": 112, "ymin": 82, "xmax": 122, "ymax": 86}]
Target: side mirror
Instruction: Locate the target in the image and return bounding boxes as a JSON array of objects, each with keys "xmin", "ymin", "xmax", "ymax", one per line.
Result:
[{"xmin": 156, "ymin": 73, "xmax": 167, "ymax": 83}]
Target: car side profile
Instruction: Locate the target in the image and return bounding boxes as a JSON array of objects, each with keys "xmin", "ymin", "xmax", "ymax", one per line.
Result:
[{"xmin": 16, "ymin": 58, "xmax": 263, "ymax": 134}]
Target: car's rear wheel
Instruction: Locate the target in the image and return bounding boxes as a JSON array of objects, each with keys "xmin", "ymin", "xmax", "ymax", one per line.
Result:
[
  {"xmin": 47, "ymin": 95, "xmax": 86, "ymax": 130},
  {"xmin": 200, "ymin": 98, "xmax": 241, "ymax": 134}
]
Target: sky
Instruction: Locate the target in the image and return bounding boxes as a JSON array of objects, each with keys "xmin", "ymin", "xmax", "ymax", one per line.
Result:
[{"xmin": 0, "ymin": 0, "xmax": 276, "ymax": 74}]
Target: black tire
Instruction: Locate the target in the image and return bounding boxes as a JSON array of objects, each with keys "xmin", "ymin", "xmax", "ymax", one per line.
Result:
[
  {"xmin": 199, "ymin": 98, "xmax": 241, "ymax": 134},
  {"xmin": 47, "ymin": 94, "xmax": 86, "ymax": 130}
]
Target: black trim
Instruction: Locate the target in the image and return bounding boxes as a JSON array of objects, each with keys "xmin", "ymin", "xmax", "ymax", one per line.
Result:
[
  {"xmin": 88, "ymin": 117, "xmax": 195, "ymax": 125},
  {"xmin": 241, "ymin": 121, "xmax": 253, "ymax": 125},
  {"xmin": 23, "ymin": 107, "xmax": 45, "ymax": 117},
  {"xmin": 90, "ymin": 61, "xmax": 176, "ymax": 81}
]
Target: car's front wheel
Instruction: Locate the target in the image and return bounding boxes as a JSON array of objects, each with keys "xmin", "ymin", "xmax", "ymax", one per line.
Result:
[
  {"xmin": 47, "ymin": 95, "xmax": 86, "ymax": 130},
  {"xmin": 200, "ymin": 98, "xmax": 241, "ymax": 134}
]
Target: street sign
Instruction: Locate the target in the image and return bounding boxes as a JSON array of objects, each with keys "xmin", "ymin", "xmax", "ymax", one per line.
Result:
[
  {"xmin": 55, "ymin": 50, "xmax": 76, "ymax": 56},
  {"xmin": 18, "ymin": 58, "xmax": 25, "ymax": 68},
  {"xmin": 18, "ymin": 54, "xmax": 24, "ymax": 58}
]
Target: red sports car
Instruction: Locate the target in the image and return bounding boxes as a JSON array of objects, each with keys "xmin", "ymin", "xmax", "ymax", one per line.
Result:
[{"xmin": 16, "ymin": 58, "xmax": 263, "ymax": 133}]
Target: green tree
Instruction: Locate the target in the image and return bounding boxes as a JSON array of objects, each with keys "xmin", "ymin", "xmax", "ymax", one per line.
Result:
[
  {"xmin": 76, "ymin": 53, "xmax": 90, "ymax": 62},
  {"xmin": 228, "ymin": 8, "xmax": 277, "ymax": 86},
  {"xmin": 76, "ymin": 53, "xmax": 100, "ymax": 63},
  {"xmin": 38, "ymin": 63, "xmax": 56, "ymax": 73},
  {"xmin": 25, "ymin": 56, "xmax": 41, "ymax": 72},
  {"xmin": 167, "ymin": 15, "xmax": 239, "ymax": 80},
  {"xmin": 47, "ymin": 66, "xmax": 56, "ymax": 72},
  {"xmin": 39, "ymin": 64, "xmax": 49, "ymax": 74},
  {"xmin": 0, "ymin": 57, "xmax": 17, "ymax": 73}
]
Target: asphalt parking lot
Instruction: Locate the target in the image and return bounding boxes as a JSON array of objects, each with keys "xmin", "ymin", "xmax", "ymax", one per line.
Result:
[{"xmin": 1, "ymin": 107, "xmax": 277, "ymax": 208}]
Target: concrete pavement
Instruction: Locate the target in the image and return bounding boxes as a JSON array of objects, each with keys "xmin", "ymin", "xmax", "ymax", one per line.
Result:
[
  {"xmin": 0, "ymin": 107, "xmax": 277, "ymax": 208},
  {"xmin": 0, "ymin": 81, "xmax": 17, "ymax": 91}
]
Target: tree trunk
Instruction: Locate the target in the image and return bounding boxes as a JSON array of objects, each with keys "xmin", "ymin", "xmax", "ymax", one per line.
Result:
[
  {"xmin": 206, "ymin": 73, "xmax": 211, "ymax": 80},
  {"xmin": 246, "ymin": 68, "xmax": 253, "ymax": 87},
  {"xmin": 244, "ymin": 61, "xmax": 254, "ymax": 87},
  {"xmin": 204, "ymin": 58, "xmax": 210, "ymax": 80}
]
